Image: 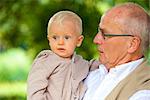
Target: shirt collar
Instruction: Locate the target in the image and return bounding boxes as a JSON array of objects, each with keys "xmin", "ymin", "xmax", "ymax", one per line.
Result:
[
  {"xmin": 98, "ymin": 58, "xmax": 144, "ymax": 76},
  {"xmin": 71, "ymin": 52, "xmax": 76, "ymax": 63},
  {"xmin": 98, "ymin": 64, "xmax": 108, "ymax": 75},
  {"xmin": 109, "ymin": 58, "xmax": 144, "ymax": 76}
]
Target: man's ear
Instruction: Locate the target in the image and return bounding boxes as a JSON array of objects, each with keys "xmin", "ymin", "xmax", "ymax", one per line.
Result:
[
  {"xmin": 76, "ymin": 35, "xmax": 84, "ymax": 47},
  {"xmin": 127, "ymin": 37, "xmax": 141, "ymax": 53}
]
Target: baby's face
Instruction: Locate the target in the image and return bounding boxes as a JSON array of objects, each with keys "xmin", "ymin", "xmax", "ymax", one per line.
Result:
[{"xmin": 48, "ymin": 20, "xmax": 83, "ymax": 59}]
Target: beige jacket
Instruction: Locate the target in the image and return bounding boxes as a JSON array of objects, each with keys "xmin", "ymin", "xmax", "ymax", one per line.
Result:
[
  {"xmin": 27, "ymin": 50, "xmax": 98, "ymax": 100},
  {"xmin": 106, "ymin": 60, "xmax": 150, "ymax": 100}
]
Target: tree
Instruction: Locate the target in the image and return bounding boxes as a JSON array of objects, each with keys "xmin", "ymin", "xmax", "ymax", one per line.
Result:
[{"xmin": 0, "ymin": 0, "xmax": 149, "ymax": 60}]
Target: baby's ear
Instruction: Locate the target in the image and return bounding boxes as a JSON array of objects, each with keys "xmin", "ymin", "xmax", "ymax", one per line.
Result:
[
  {"xmin": 77, "ymin": 35, "xmax": 84, "ymax": 47},
  {"xmin": 47, "ymin": 35, "xmax": 50, "ymax": 40}
]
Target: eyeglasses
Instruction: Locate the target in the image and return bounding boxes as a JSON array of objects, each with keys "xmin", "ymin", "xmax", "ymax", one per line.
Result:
[
  {"xmin": 104, "ymin": 33, "xmax": 134, "ymax": 37},
  {"xmin": 98, "ymin": 29, "xmax": 134, "ymax": 40}
]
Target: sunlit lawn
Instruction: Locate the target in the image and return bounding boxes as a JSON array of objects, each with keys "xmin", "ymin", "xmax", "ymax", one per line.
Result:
[
  {"xmin": 0, "ymin": 48, "xmax": 30, "ymax": 100},
  {"xmin": 0, "ymin": 82, "xmax": 26, "ymax": 100}
]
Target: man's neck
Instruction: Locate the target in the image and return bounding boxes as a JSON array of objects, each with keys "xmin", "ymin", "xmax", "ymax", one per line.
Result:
[{"xmin": 106, "ymin": 55, "xmax": 144, "ymax": 71}]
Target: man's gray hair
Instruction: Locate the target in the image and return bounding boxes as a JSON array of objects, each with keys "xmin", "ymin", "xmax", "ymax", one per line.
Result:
[
  {"xmin": 106, "ymin": 3, "xmax": 150, "ymax": 55},
  {"xmin": 47, "ymin": 10, "xmax": 82, "ymax": 35}
]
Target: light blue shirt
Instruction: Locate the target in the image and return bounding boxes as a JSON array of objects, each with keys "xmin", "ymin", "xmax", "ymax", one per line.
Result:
[{"xmin": 83, "ymin": 58, "xmax": 150, "ymax": 100}]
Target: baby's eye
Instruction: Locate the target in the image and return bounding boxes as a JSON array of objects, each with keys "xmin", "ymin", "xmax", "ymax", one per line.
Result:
[
  {"xmin": 52, "ymin": 35, "xmax": 58, "ymax": 40},
  {"xmin": 64, "ymin": 35, "xmax": 71, "ymax": 40}
]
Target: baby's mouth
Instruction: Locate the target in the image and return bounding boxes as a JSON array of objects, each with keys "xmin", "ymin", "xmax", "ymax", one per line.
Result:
[{"xmin": 57, "ymin": 48, "xmax": 65, "ymax": 51}]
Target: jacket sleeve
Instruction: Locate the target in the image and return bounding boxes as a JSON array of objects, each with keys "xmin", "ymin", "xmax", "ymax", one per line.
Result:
[
  {"xmin": 89, "ymin": 59, "xmax": 101, "ymax": 71},
  {"xmin": 27, "ymin": 50, "xmax": 61, "ymax": 100}
]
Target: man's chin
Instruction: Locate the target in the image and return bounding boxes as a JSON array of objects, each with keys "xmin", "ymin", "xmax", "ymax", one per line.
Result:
[
  {"xmin": 99, "ymin": 58, "xmax": 106, "ymax": 64},
  {"xmin": 99, "ymin": 59, "xmax": 110, "ymax": 69}
]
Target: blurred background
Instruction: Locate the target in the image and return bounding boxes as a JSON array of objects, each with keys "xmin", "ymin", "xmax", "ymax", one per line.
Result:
[{"xmin": 0, "ymin": 0, "xmax": 150, "ymax": 99}]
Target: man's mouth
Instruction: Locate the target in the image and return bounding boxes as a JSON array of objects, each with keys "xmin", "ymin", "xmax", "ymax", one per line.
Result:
[
  {"xmin": 99, "ymin": 51, "xmax": 104, "ymax": 54},
  {"xmin": 98, "ymin": 48, "xmax": 104, "ymax": 53}
]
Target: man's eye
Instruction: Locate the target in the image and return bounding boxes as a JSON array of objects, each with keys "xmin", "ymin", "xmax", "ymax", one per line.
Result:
[
  {"xmin": 107, "ymin": 36, "xmax": 113, "ymax": 38},
  {"xmin": 104, "ymin": 35, "xmax": 113, "ymax": 39}
]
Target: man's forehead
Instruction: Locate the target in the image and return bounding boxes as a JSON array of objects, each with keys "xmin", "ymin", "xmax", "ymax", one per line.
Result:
[
  {"xmin": 100, "ymin": 10, "xmax": 127, "ymax": 26},
  {"xmin": 104, "ymin": 4, "xmax": 143, "ymax": 20}
]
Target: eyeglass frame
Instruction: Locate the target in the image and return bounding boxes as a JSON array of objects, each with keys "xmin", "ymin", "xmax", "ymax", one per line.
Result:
[
  {"xmin": 98, "ymin": 29, "xmax": 134, "ymax": 40},
  {"xmin": 104, "ymin": 34, "xmax": 134, "ymax": 37}
]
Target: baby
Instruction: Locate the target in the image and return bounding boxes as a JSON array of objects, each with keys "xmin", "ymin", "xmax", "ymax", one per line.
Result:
[{"xmin": 27, "ymin": 10, "xmax": 98, "ymax": 100}]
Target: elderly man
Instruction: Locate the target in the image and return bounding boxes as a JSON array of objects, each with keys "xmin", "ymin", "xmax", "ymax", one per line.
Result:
[{"xmin": 83, "ymin": 3, "xmax": 150, "ymax": 100}]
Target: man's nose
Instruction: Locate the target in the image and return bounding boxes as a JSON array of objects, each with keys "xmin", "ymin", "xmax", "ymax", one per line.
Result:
[{"xmin": 93, "ymin": 33, "xmax": 104, "ymax": 44}]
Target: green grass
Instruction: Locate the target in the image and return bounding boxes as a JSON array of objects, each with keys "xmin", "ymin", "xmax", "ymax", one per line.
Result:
[
  {"xmin": 0, "ymin": 48, "xmax": 31, "ymax": 82},
  {"xmin": 0, "ymin": 82, "xmax": 26, "ymax": 100}
]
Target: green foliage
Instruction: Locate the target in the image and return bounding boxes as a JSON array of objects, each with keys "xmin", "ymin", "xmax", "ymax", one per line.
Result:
[
  {"xmin": 0, "ymin": 0, "xmax": 149, "ymax": 59},
  {"xmin": 0, "ymin": 0, "xmax": 101, "ymax": 60},
  {"xmin": 1, "ymin": 0, "xmax": 149, "ymax": 60}
]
